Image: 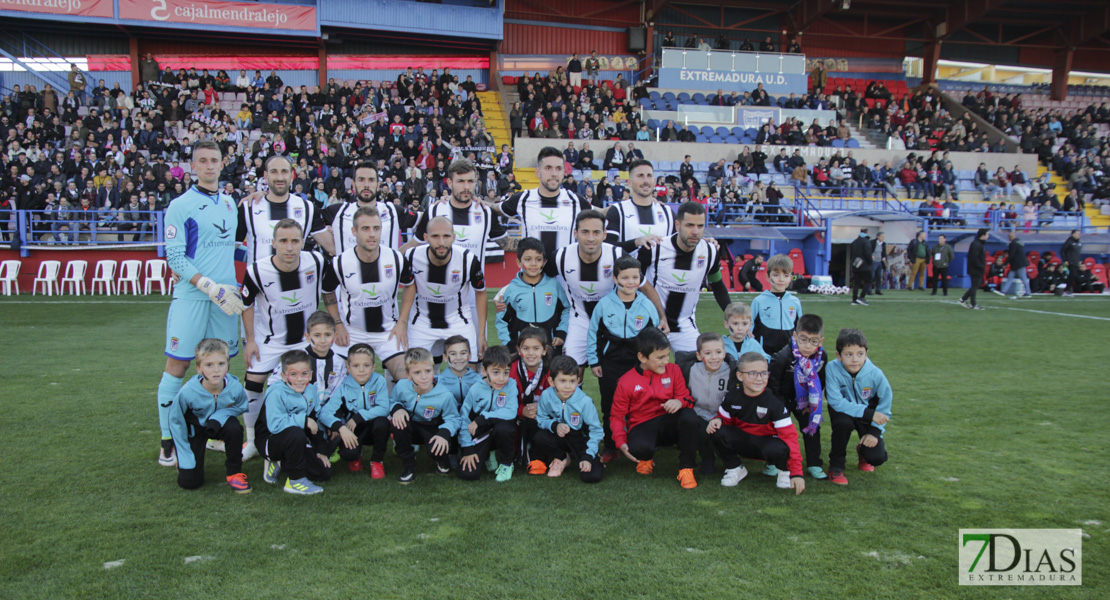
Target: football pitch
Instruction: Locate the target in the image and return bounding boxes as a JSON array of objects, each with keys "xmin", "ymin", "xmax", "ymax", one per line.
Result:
[{"xmin": 1, "ymin": 291, "xmax": 1107, "ymax": 598}]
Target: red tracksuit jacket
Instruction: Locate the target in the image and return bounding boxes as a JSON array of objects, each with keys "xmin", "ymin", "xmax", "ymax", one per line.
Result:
[
  {"xmin": 716, "ymin": 387, "xmax": 803, "ymax": 476},
  {"xmin": 610, "ymin": 364, "xmax": 695, "ymax": 448}
]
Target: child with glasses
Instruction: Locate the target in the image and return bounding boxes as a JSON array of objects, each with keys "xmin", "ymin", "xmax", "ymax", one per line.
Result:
[
  {"xmin": 706, "ymin": 351, "xmax": 805, "ymax": 494},
  {"xmin": 768, "ymin": 314, "xmax": 829, "ymax": 480},
  {"xmin": 824, "ymin": 328, "xmax": 892, "ymax": 485}
]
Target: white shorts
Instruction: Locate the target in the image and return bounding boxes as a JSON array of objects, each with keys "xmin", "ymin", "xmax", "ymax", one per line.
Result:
[
  {"xmin": 668, "ymin": 326, "xmax": 700, "ymax": 354},
  {"xmin": 562, "ymin": 316, "xmax": 590, "ymax": 366},
  {"xmin": 247, "ymin": 340, "xmax": 303, "ymax": 375},
  {"xmin": 408, "ymin": 321, "xmax": 478, "ymax": 360},
  {"xmin": 339, "ymin": 327, "xmax": 405, "ymax": 365}
]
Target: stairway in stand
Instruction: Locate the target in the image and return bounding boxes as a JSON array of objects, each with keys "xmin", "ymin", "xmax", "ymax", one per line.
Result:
[
  {"xmin": 478, "ymin": 91, "xmax": 510, "ymax": 151},
  {"xmin": 1039, "ymin": 165, "xmax": 1109, "ymax": 230}
]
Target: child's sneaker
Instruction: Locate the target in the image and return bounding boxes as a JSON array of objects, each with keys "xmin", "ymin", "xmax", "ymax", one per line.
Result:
[
  {"xmin": 398, "ymin": 466, "xmax": 416, "ymax": 484},
  {"xmin": 241, "ymin": 441, "xmax": 259, "ymax": 462},
  {"xmin": 263, "ymin": 459, "xmax": 281, "ymax": 484},
  {"xmin": 599, "ymin": 448, "xmax": 620, "ymax": 464},
  {"xmin": 776, "ymin": 471, "xmax": 792, "ymax": 489},
  {"xmin": 547, "ymin": 458, "xmax": 567, "ymax": 477},
  {"xmin": 495, "ymin": 464, "xmax": 514, "ymax": 482},
  {"xmin": 528, "ymin": 459, "xmax": 548, "ymax": 475},
  {"xmin": 720, "ymin": 465, "xmax": 748, "ymax": 487},
  {"xmin": 329, "ymin": 450, "xmax": 341, "ymax": 464},
  {"xmin": 226, "ymin": 473, "xmax": 251, "ymax": 494},
  {"xmin": 283, "ymin": 477, "xmax": 322, "ymax": 495},
  {"xmin": 348, "ymin": 459, "xmax": 363, "ymax": 473},
  {"xmin": 676, "ymin": 468, "xmax": 698, "ymax": 489},
  {"xmin": 369, "ymin": 461, "xmax": 385, "ymax": 480},
  {"xmin": 485, "ymin": 455, "xmax": 499, "ymax": 473},
  {"xmin": 857, "ymin": 444, "xmax": 875, "ymax": 471},
  {"xmin": 435, "ymin": 461, "xmax": 452, "ymax": 475},
  {"xmin": 762, "ymin": 463, "xmax": 778, "ymax": 476},
  {"xmin": 205, "ymin": 439, "xmax": 225, "ymax": 453},
  {"xmin": 158, "ymin": 440, "xmax": 177, "ymax": 467},
  {"xmin": 635, "ymin": 459, "xmax": 654, "ymax": 475},
  {"xmin": 806, "ymin": 466, "xmax": 828, "ymax": 479},
  {"xmin": 828, "ymin": 468, "xmax": 848, "ymax": 485}
]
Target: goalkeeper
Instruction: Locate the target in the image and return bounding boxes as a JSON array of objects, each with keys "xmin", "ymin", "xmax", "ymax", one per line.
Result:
[{"xmin": 156, "ymin": 140, "xmax": 245, "ymax": 468}]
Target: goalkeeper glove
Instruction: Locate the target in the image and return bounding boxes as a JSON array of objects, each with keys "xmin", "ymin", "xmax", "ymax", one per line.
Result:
[{"xmin": 197, "ymin": 276, "xmax": 244, "ymax": 316}]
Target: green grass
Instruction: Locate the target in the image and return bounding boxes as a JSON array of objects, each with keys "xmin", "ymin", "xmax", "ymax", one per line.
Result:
[{"xmin": 1, "ymin": 291, "xmax": 1107, "ymax": 598}]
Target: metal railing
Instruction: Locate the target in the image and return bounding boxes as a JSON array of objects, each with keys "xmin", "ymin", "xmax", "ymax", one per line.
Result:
[
  {"xmin": 920, "ymin": 209, "xmax": 1089, "ymax": 234},
  {"xmin": 9, "ymin": 209, "xmax": 165, "ymax": 257},
  {"xmin": 793, "ymin": 185, "xmax": 914, "ymax": 215}
]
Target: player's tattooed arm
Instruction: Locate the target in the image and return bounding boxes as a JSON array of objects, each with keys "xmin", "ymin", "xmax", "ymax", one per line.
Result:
[
  {"xmin": 322, "ymin": 292, "xmax": 337, "ymax": 306},
  {"xmin": 497, "ymin": 236, "xmax": 519, "ymax": 252}
]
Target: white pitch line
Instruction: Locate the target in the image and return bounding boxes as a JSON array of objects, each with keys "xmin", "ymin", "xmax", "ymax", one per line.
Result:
[{"xmin": 986, "ymin": 306, "xmax": 1110, "ymax": 322}]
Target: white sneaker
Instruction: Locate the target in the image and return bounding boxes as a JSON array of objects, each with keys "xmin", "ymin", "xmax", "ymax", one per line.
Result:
[
  {"xmin": 776, "ymin": 470, "xmax": 792, "ymax": 489},
  {"xmin": 241, "ymin": 441, "xmax": 259, "ymax": 462},
  {"xmin": 157, "ymin": 446, "xmax": 177, "ymax": 468},
  {"xmin": 721, "ymin": 465, "xmax": 748, "ymax": 487},
  {"xmin": 205, "ymin": 440, "xmax": 225, "ymax": 453}
]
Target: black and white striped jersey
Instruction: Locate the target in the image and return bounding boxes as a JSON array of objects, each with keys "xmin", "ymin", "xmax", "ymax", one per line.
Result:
[
  {"xmin": 322, "ymin": 199, "xmax": 402, "ymax": 256},
  {"xmin": 413, "ymin": 201, "xmax": 506, "ymax": 264},
  {"xmin": 400, "ymin": 245, "xmax": 486, "ymax": 329},
  {"xmin": 242, "ymin": 251, "xmax": 339, "ymax": 345},
  {"xmin": 499, "ymin": 188, "xmax": 591, "ymax": 256},
  {"xmin": 546, "ymin": 242, "xmax": 624, "ymax": 320},
  {"xmin": 332, "ymin": 245, "xmax": 405, "ymax": 333},
  {"xmin": 638, "ymin": 235, "xmax": 720, "ymax": 332},
  {"xmin": 605, "ymin": 199, "xmax": 675, "ymax": 250},
  {"xmin": 237, "ymin": 196, "xmax": 327, "ymax": 264}
]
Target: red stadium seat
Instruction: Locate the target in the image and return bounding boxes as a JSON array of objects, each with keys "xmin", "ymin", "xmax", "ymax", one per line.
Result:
[
  {"xmin": 1082, "ymin": 257, "xmax": 1096, "ymax": 267},
  {"xmin": 755, "ymin": 264, "xmax": 770, "ymax": 291},
  {"xmin": 501, "ymin": 75, "xmax": 516, "ymax": 85},
  {"xmin": 731, "ymin": 259, "xmax": 745, "ymax": 292},
  {"xmin": 787, "ymin": 248, "xmax": 806, "ymax": 275},
  {"xmin": 1026, "ymin": 265, "xmax": 1038, "ymax": 279},
  {"xmin": 719, "ymin": 260, "xmax": 732, "ymax": 289},
  {"xmin": 1091, "ymin": 265, "xmax": 1108, "ymax": 288}
]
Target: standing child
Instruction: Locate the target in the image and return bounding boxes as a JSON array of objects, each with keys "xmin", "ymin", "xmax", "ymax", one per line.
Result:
[
  {"xmin": 389, "ymin": 348, "xmax": 462, "ymax": 483},
  {"xmin": 169, "ymin": 339, "xmax": 251, "ymax": 493},
  {"xmin": 318, "ymin": 344, "xmax": 390, "ymax": 479},
  {"xmin": 722, "ymin": 302, "xmax": 770, "ymax": 362},
  {"xmin": 265, "ymin": 311, "xmax": 347, "ymax": 402},
  {"xmin": 532, "ymin": 355, "xmax": 605, "ymax": 483},
  {"xmin": 768, "ymin": 314, "xmax": 828, "ymax": 480},
  {"xmin": 611, "ymin": 327, "xmax": 701, "ymax": 489},
  {"xmin": 438, "ymin": 335, "xmax": 482, "ymax": 408},
  {"xmin": 750, "ymin": 254, "xmax": 803, "ymax": 355},
  {"xmin": 824, "ymin": 328, "xmax": 892, "ymax": 485},
  {"xmin": 495, "ymin": 237, "xmax": 570, "ymax": 351},
  {"xmin": 510, "ymin": 327, "xmax": 552, "ymax": 471},
  {"xmin": 458, "ymin": 346, "xmax": 520, "ymax": 482},
  {"xmin": 682, "ymin": 332, "xmax": 732, "ymax": 474},
  {"xmin": 707, "ymin": 352, "xmax": 805, "ymax": 494},
  {"xmin": 587, "ymin": 255, "xmax": 660, "ymax": 463},
  {"xmin": 257, "ymin": 350, "xmax": 331, "ymax": 495}
]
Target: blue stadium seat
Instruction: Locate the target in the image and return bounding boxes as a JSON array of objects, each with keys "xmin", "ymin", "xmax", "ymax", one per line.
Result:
[
  {"xmin": 692, "ymin": 93, "xmax": 706, "ymax": 104},
  {"xmin": 715, "ymin": 127, "xmax": 730, "ymax": 136},
  {"xmin": 740, "ymin": 136, "xmax": 753, "ymax": 144},
  {"xmin": 677, "ymin": 92, "xmax": 691, "ymax": 103},
  {"xmin": 700, "ymin": 126, "xmax": 715, "ymax": 136},
  {"xmin": 767, "ymin": 95, "xmax": 776, "ymax": 105},
  {"xmin": 696, "ymin": 135, "xmax": 708, "ymax": 143},
  {"xmin": 731, "ymin": 127, "xmax": 744, "ymax": 137},
  {"xmin": 696, "ymin": 161, "xmax": 711, "ymax": 170},
  {"xmin": 663, "ymin": 92, "xmax": 676, "ymax": 102},
  {"xmin": 709, "ymin": 135, "xmax": 723, "ymax": 144},
  {"xmin": 745, "ymin": 127, "xmax": 758, "ymax": 138},
  {"xmin": 724, "ymin": 135, "xmax": 738, "ymax": 144},
  {"xmin": 777, "ymin": 97, "xmax": 787, "ymax": 107},
  {"xmin": 649, "ymin": 91, "xmax": 661, "ymax": 101},
  {"xmin": 847, "ymin": 139, "xmax": 860, "ymax": 148},
  {"xmin": 647, "ymin": 119, "xmax": 660, "ymax": 129},
  {"xmin": 639, "ymin": 97, "xmax": 652, "ymax": 107},
  {"xmin": 831, "ymin": 139, "xmax": 845, "ymax": 148}
]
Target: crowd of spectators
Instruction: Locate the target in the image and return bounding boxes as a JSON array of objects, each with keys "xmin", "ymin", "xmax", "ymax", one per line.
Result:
[{"xmin": 0, "ymin": 61, "xmax": 518, "ymax": 244}]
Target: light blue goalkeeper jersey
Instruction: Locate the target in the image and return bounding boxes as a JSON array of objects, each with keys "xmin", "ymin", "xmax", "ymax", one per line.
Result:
[{"xmin": 164, "ymin": 185, "xmax": 240, "ymax": 302}]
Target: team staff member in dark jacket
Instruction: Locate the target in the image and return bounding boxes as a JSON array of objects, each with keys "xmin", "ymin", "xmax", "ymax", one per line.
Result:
[
  {"xmin": 850, "ymin": 229, "xmax": 873, "ymax": 306},
  {"xmin": 1060, "ymin": 230, "xmax": 1082, "ymax": 297},
  {"xmin": 1003, "ymin": 231, "xmax": 1031, "ymax": 298},
  {"xmin": 930, "ymin": 234, "xmax": 954, "ymax": 296},
  {"xmin": 870, "ymin": 232, "xmax": 887, "ymax": 296},
  {"xmin": 959, "ymin": 228, "xmax": 989, "ymax": 309},
  {"xmin": 907, "ymin": 230, "xmax": 929, "ymax": 290},
  {"xmin": 737, "ymin": 255, "xmax": 763, "ymax": 291}
]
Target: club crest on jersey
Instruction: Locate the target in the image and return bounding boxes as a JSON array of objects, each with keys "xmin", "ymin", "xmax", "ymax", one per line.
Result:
[
  {"xmin": 496, "ymin": 391, "xmax": 507, "ymax": 408},
  {"xmin": 756, "ymin": 406, "xmax": 768, "ymax": 418},
  {"xmin": 569, "ymin": 412, "xmax": 581, "ymax": 427},
  {"xmin": 165, "ymin": 225, "xmax": 177, "ymax": 239},
  {"xmin": 384, "ymin": 265, "xmax": 394, "ymax": 279},
  {"xmin": 861, "ymin": 387, "xmax": 872, "ymax": 400},
  {"xmin": 634, "ymin": 315, "xmax": 644, "ymax": 329},
  {"xmin": 293, "ymin": 207, "xmax": 304, "ymax": 219},
  {"xmin": 367, "ymin": 391, "xmax": 377, "ymax": 405},
  {"xmin": 423, "ymin": 406, "xmax": 436, "ymax": 419},
  {"xmin": 306, "ymin": 271, "xmax": 315, "ymax": 283},
  {"xmin": 170, "ymin": 337, "xmax": 179, "ymax": 351},
  {"xmin": 662, "ymin": 377, "xmax": 671, "ymax": 387},
  {"xmin": 787, "ymin": 307, "xmax": 797, "ymax": 320},
  {"xmin": 451, "ymin": 270, "xmax": 461, "ymax": 283},
  {"xmin": 225, "ymin": 200, "xmax": 233, "ymax": 213},
  {"xmin": 474, "ymin": 212, "xmax": 482, "ymax": 222},
  {"xmin": 696, "ymin": 255, "xmax": 706, "ymax": 268},
  {"xmin": 544, "ymin": 292, "xmax": 553, "ymax": 306},
  {"xmin": 602, "ymin": 266, "xmax": 611, "ymax": 278}
]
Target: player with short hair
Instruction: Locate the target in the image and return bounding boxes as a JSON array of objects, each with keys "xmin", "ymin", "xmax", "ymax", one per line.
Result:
[
  {"xmin": 237, "ymin": 154, "xmax": 333, "ymax": 263},
  {"xmin": 332, "ymin": 207, "xmax": 408, "ymax": 383},
  {"xmin": 322, "ymin": 162, "xmax": 405, "ymax": 256},
  {"xmin": 606, "ymin": 159, "xmax": 675, "ymax": 252},
  {"xmin": 638, "ymin": 201, "xmax": 732, "ymax": 358},
  {"xmin": 157, "ymin": 140, "xmax": 244, "ymax": 467},
  {"xmin": 393, "ymin": 216, "xmax": 488, "ymax": 362},
  {"xmin": 494, "ymin": 146, "xmax": 592, "ymax": 255},
  {"xmin": 240, "ymin": 219, "xmax": 340, "ymax": 460}
]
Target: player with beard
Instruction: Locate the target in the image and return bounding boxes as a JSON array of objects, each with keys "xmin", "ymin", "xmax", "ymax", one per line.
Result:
[
  {"xmin": 323, "ymin": 162, "xmax": 408, "ymax": 257},
  {"xmin": 237, "ymin": 155, "xmax": 334, "ymax": 264}
]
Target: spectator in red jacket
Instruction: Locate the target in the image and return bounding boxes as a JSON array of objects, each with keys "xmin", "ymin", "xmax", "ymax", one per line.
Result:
[{"xmin": 610, "ymin": 328, "xmax": 701, "ymax": 489}]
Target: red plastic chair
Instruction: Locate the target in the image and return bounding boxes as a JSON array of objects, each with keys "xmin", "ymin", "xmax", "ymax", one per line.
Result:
[
  {"xmin": 787, "ymin": 248, "xmax": 806, "ymax": 275},
  {"xmin": 731, "ymin": 258, "xmax": 746, "ymax": 292}
]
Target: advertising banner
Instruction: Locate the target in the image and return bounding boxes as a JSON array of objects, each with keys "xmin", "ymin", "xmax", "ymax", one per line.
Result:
[
  {"xmin": 658, "ymin": 68, "xmax": 808, "ymax": 95},
  {"xmin": 0, "ymin": 0, "xmax": 112, "ymax": 19},
  {"xmin": 119, "ymin": 0, "xmax": 316, "ymax": 34}
]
